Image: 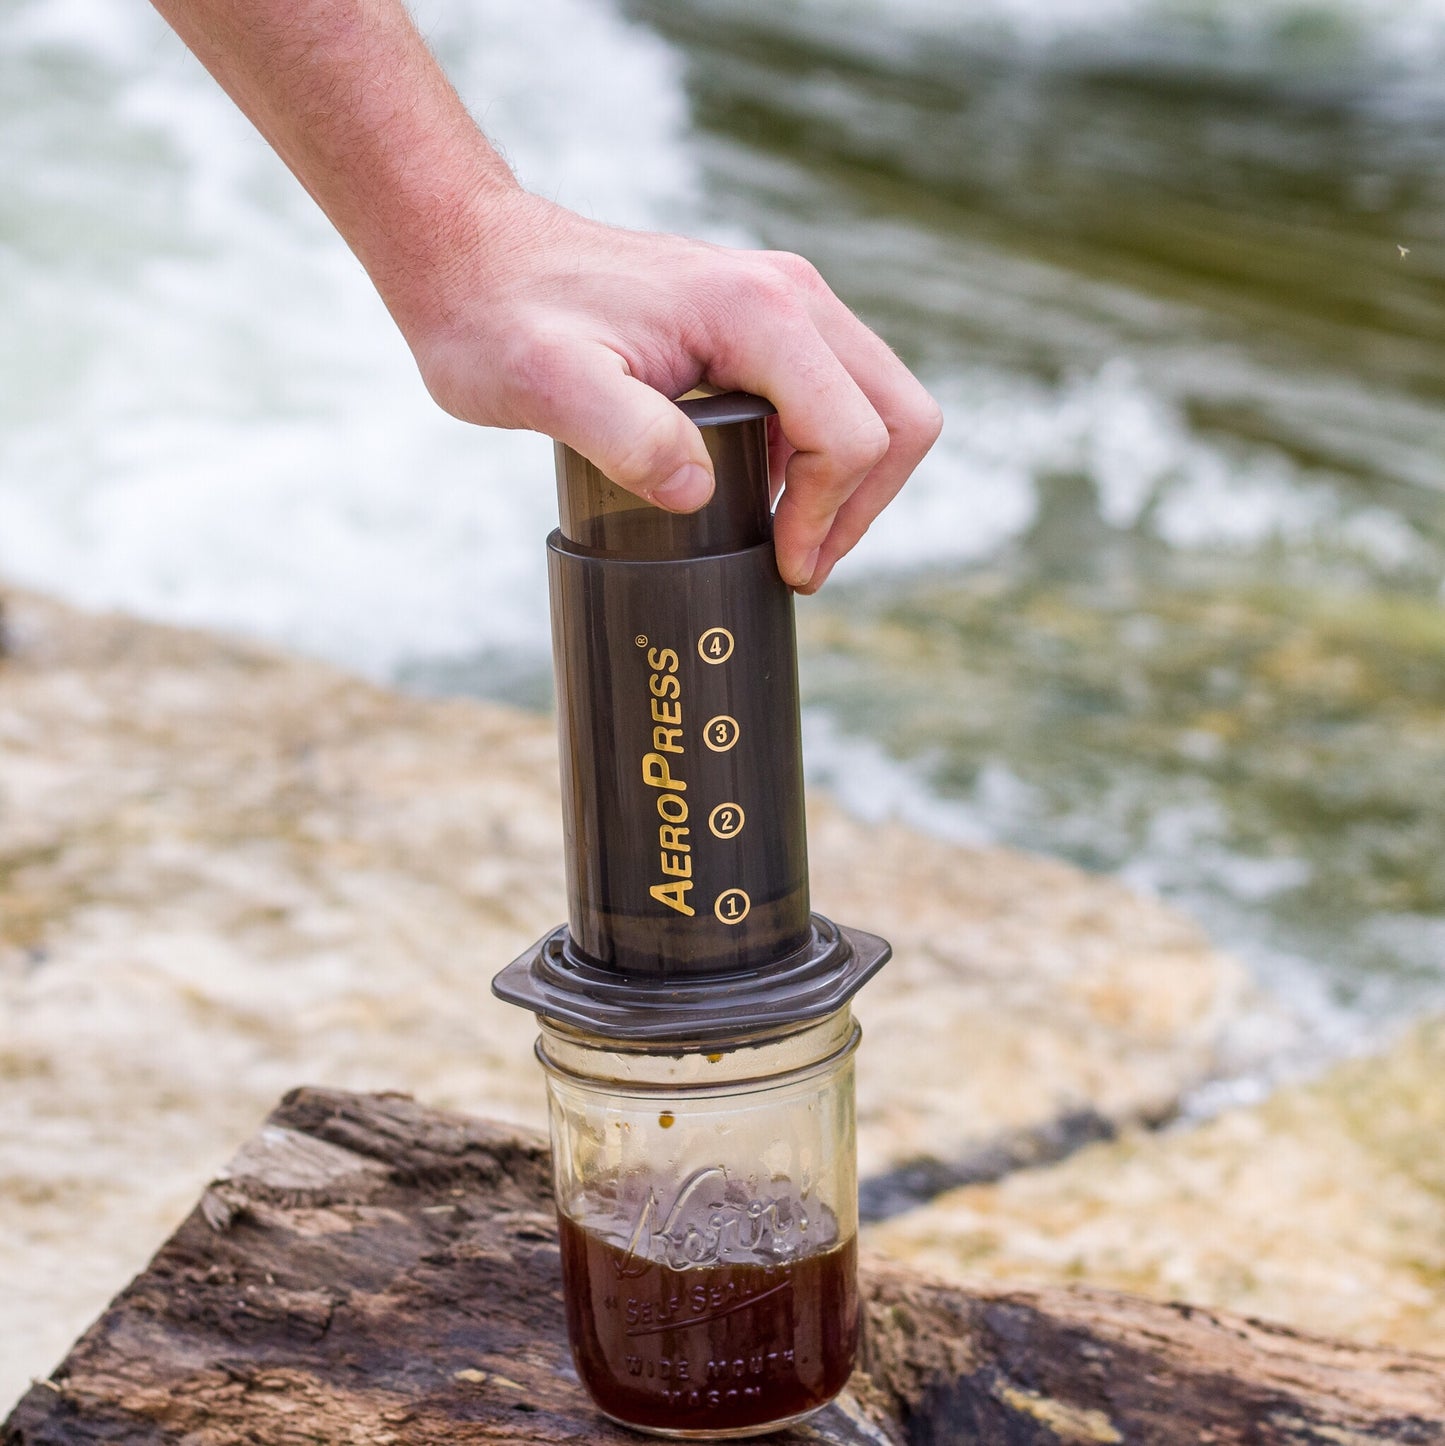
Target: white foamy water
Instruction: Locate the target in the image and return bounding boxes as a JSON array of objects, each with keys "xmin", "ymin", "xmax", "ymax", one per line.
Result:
[
  {"xmin": 6, "ymin": 0, "xmax": 1433, "ymax": 677},
  {"xmin": 862, "ymin": 358, "xmax": 1368, "ymax": 573},
  {"xmin": 0, "ymin": 0, "xmax": 700, "ymax": 675},
  {"xmin": 801, "ymin": 708, "xmax": 1358, "ymax": 1077},
  {"xmin": 6, "ymin": 0, "xmax": 1445, "ymax": 1051},
  {"xmin": 717, "ymin": 0, "xmax": 1445, "ymax": 83}
]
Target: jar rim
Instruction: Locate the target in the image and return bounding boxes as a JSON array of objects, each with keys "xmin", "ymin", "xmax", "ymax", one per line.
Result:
[{"xmin": 534, "ymin": 1017, "xmax": 861, "ymax": 1099}]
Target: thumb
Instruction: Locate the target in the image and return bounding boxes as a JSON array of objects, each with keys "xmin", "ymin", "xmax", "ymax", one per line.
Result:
[{"xmin": 530, "ymin": 344, "xmax": 715, "ymax": 512}]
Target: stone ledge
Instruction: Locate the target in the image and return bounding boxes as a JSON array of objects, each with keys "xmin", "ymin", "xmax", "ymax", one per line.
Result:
[
  {"xmin": 0, "ymin": 585, "xmax": 1267, "ymax": 1406},
  {"xmin": 7, "ymin": 1089, "xmax": 1444, "ymax": 1445}
]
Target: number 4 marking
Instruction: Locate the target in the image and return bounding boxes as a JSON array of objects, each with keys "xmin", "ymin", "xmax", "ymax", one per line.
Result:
[{"xmin": 698, "ymin": 628, "xmax": 735, "ymax": 665}]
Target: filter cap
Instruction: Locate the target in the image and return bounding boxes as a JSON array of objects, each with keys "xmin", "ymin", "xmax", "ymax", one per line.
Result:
[{"xmin": 493, "ymin": 914, "xmax": 891, "ymax": 1045}]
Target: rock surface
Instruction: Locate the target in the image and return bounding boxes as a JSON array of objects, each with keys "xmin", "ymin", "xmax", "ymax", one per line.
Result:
[
  {"xmin": 9, "ymin": 1089, "xmax": 1445, "ymax": 1446},
  {"xmin": 869, "ymin": 1015, "xmax": 1445, "ymax": 1353},
  {"xmin": 0, "ymin": 587, "xmax": 1258, "ymax": 1407}
]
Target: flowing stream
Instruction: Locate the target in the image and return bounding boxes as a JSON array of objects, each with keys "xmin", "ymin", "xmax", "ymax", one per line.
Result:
[{"xmin": 4, "ymin": 0, "xmax": 1445, "ymax": 1059}]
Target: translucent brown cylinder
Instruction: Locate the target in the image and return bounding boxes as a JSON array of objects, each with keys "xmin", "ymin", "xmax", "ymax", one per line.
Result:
[{"xmin": 492, "ymin": 393, "xmax": 890, "ymax": 1437}]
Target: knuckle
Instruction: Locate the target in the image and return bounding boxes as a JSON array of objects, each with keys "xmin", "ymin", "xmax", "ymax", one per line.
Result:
[
  {"xmin": 870, "ymin": 388, "xmax": 943, "ymax": 468},
  {"xmin": 737, "ymin": 260, "xmax": 802, "ymax": 314},
  {"xmin": 494, "ymin": 323, "xmax": 574, "ymax": 418},
  {"xmin": 788, "ymin": 417, "xmax": 890, "ymax": 514},
  {"xmin": 765, "ymin": 250, "xmax": 827, "ymax": 295},
  {"xmin": 914, "ymin": 392, "xmax": 945, "ymax": 449},
  {"xmin": 685, "ymin": 270, "xmax": 803, "ymax": 373},
  {"xmin": 834, "ymin": 414, "xmax": 891, "ymax": 476}
]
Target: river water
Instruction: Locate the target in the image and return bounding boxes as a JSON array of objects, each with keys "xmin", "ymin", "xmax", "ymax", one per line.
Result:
[{"xmin": 3, "ymin": 0, "xmax": 1444, "ymax": 1057}]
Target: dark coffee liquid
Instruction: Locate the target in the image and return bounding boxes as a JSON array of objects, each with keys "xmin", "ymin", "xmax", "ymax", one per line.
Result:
[{"xmin": 558, "ymin": 1213, "xmax": 858, "ymax": 1434}]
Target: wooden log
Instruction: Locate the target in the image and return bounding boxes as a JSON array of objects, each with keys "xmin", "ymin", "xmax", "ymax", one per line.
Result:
[{"xmin": 6, "ymin": 1089, "xmax": 1444, "ymax": 1445}]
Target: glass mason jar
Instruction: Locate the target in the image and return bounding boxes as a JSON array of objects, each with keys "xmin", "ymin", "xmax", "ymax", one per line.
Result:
[{"xmin": 538, "ymin": 1007, "xmax": 861, "ymax": 1439}]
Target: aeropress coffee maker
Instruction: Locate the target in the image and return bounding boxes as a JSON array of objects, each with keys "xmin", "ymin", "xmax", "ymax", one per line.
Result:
[{"xmin": 493, "ymin": 392, "xmax": 891, "ymax": 1437}]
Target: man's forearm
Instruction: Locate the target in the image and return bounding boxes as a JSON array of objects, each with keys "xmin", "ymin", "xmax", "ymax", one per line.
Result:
[
  {"xmin": 149, "ymin": 0, "xmax": 942, "ymax": 589},
  {"xmin": 150, "ymin": 0, "xmax": 519, "ymax": 334}
]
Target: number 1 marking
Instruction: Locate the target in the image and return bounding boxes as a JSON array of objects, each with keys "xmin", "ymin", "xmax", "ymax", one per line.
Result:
[{"xmin": 714, "ymin": 889, "xmax": 751, "ymax": 925}]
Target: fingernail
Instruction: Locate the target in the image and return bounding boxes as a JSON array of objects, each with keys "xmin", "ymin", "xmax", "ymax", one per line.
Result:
[
  {"xmin": 788, "ymin": 545, "xmax": 821, "ymax": 590},
  {"xmin": 651, "ymin": 463, "xmax": 713, "ymax": 512}
]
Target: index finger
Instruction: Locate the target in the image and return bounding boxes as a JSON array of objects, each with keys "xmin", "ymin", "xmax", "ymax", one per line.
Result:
[
  {"xmin": 700, "ymin": 270, "xmax": 890, "ymax": 587},
  {"xmin": 705, "ymin": 253, "xmax": 940, "ymax": 587},
  {"xmin": 783, "ymin": 278, "xmax": 943, "ymax": 591}
]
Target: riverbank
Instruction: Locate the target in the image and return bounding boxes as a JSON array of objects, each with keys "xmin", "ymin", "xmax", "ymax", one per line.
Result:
[
  {"xmin": 870, "ymin": 1014, "xmax": 1445, "ymax": 1352},
  {"xmin": 1, "ymin": 585, "xmax": 1429, "ymax": 1408}
]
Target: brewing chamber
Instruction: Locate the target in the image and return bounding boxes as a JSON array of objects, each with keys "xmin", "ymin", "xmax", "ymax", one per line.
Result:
[{"xmin": 493, "ymin": 393, "xmax": 890, "ymax": 1437}]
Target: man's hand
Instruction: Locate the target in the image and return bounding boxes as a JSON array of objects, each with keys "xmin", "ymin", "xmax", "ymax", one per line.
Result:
[
  {"xmin": 410, "ymin": 193, "xmax": 941, "ymax": 589},
  {"xmin": 151, "ymin": 0, "xmax": 941, "ymax": 591}
]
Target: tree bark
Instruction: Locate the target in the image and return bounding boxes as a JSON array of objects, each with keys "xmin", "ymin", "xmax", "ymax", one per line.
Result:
[{"xmin": 6, "ymin": 1088, "xmax": 1444, "ymax": 1445}]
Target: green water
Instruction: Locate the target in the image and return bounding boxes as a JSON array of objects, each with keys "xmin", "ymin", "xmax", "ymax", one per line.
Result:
[
  {"xmin": 11, "ymin": 0, "xmax": 1440, "ymax": 1042},
  {"xmin": 625, "ymin": 2, "xmax": 1445, "ymax": 1031}
]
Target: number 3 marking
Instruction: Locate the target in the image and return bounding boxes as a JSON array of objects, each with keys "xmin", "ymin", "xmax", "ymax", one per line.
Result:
[{"xmin": 703, "ymin": 715, "xmax": 739, "ymax": 752}]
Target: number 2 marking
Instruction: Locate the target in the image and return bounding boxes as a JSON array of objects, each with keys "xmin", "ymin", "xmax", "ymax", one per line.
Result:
[{"xmin": 709, "ymin": 803, "xmax": 745, "ymax": 839}]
